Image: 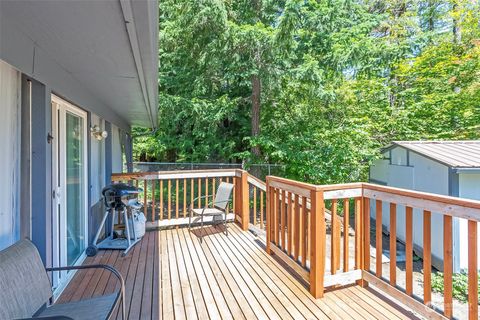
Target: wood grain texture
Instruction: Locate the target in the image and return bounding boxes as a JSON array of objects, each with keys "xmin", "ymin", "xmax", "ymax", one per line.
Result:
[
  {"xmin": 423, "ymin": 210, "xmax": 431, "ymax": 306},
  {"xmin": 281, "ymin": 189, "xmax": 286, "ymax": 250},
  {"xmin": 468, "ymin": 220, "xmax": 478, "ymax": 320},
  {"xmin": 390, "ymin": 203, "xmax": 397, "ymax": 286},
  {"xmin": 309, "ymin": 189, "xmax": 325, "ymax": 298},
  {"xmin": 405, "ymin": 206, "xmax": 413, "ymax": 296},
  {"xmin": 331, "ymin": 200, "xmax": 338, "ymax": 275},
  {"xmin": 160, "ymin": 180, "xmax": 164, "ymax": 220},
  {"xmin": 253, "ymin": 186, "xmax": 257, "ymax": 226},
  {"xmin": 343, "ymin": 199, "xmax": 349, "ymax": 272},
  {"xmin": 266, "ymin": 185, "xmax": 272, "ymax": 254},
  {"xmin": 143, "ymin": 180, "xmax": 148, "ymax": 217},
  {"xmin": 354, "ymin": 198, "xmax": 361, "ymax": 271},
  {"xmin": 175, "ymin": 179, "xmax": 179, "ymax": 220},
  {"xmin": 287, "ymin": 191, "xmax": 293, "ymax": 255},
  {"xmin": 168, "ymin": 180, "xmax": 172, "ymax": 220},
  {"xmin": 301, "ymin": 196, "xmax": 308, "ymax": 268},
  {"xmin": 59, "ymin": 224, "xmax": 422, "ymax": 320},
  {"xmin": 443, "ymin": 215, "xmax": 453, "ymax": 318},
  {"xmin": 151, "ymin": 180, "xmax": 156, "ymax": 222},
  {"xmin": 260, "ymin": 191, "xmax": 264, "ymax": 229},
  {"xmin": 363, "ymin": 197, "xmax": 370, "ymax": 273},
  {"xmin": 183, "ymin": 178, "xmax": 187, "ymax": 217},
  {"xmin": 376, "ymin": 200, "xmax": 382, "ymax": 278},
  {"xmin": 294, "ymin": 194, "xmax": 300, "ymax": 262}
]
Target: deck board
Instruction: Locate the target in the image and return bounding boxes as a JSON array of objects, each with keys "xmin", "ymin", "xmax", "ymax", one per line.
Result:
[{"xmin": 59, "ymin": 223, "xmax": 421, "ymax": 320}]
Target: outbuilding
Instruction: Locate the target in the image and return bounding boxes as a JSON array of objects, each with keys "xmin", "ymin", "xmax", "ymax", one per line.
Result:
[{"xmin": 369, "ymin": 141, "xmax": 480, "ymax": 272}]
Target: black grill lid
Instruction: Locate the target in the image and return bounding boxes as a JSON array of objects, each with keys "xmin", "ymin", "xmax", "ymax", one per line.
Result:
[{"xmin": 102, "ymin": 183, "xmax": 142, "ymax": 197}]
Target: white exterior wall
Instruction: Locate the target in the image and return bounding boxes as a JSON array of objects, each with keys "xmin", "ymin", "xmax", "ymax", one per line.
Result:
[
  {"xmin": 90, "ymin": 115, "xmax": 106, "ymax": 206},
  {"xmin": 458, "ymin": 173, "xmax": 480, "ymax": 271},
  {"xmin": 370, "ymin": 147, "xmax": 450, "ymax": 270},
  {"xmin": 111, "ymin": 124, "xmax": 124, "ymax": 174},
  {"xmin": 0, "ymin": 60, "xmax": 21, "ymax": 250}
]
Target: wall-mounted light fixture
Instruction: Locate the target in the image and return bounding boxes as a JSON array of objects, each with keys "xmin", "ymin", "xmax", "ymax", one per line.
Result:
[{"xmin": 90, "ymin": 125, "xmax": 108, "ymax": 141}]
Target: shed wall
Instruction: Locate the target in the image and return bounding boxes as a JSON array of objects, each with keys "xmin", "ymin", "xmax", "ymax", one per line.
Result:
[
  {"xmin": 458, "ymin": 173, "xmax": 480, "ymax": 270},
  {"xmin": 370, "ymin": 146, "xmax": 450, "ymax": 271}
]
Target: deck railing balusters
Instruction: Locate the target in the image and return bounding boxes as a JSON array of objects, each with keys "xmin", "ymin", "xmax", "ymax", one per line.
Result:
[{"xmin": 110, "ymin": 171, "xmax": 480, "ymax": 319}]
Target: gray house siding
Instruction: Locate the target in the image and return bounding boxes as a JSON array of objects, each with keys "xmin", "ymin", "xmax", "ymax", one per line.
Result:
[
  {"xmin": 0, "ymin": 61, "xmax": 21, "ymax": 251},
  {"xmin": 0, "ymin": 60, "xmax": 129, "ymax": 263},
  {"xmin": 0, "ymin": 2, "xmax": 157, "ymax": 280}
]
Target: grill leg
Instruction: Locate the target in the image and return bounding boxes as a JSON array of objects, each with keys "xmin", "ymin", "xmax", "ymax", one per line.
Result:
[
  {"xmin": 124, "ymin": 209, "xmax": 131, "ymax": 247},
  {"xmin": 110, "ymin": 208, "xmax": 116, "ymax": 239},
  {"xmin": 92, "ymin": 210, "xmax": 109, "ymax": 245}
]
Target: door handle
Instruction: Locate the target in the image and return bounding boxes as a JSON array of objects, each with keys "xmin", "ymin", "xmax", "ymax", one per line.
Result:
[{"xmin": 52, "ymin": 188, "xmax": 62, "ymax": 200}]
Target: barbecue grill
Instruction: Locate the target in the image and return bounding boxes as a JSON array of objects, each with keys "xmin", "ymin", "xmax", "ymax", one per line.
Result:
[{"xmin": 86, "ymin": 183, "xmax": 143, "ymax": 257}]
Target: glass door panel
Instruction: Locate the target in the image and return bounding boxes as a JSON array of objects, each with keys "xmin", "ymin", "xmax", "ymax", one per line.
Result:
[{"xmin": 65, "ymin": 112, "xmax": 86, "ymax": 265}]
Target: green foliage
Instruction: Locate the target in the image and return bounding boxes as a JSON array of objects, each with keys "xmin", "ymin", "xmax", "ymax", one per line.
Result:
[
  {"xmin": 431, "ymin": 272, "xmax": 480, "ymax": 303},
  {"xmin": 134, "ymin": 0, "xmax": 480, "ymax": 184}
]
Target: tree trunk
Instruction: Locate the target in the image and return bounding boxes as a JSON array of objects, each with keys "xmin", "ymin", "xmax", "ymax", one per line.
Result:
[
  {"xmin": 452, "ymin": 2, "xmax": 460, "ymax": 44},
  {"xmin": 251, "ymin": 73, "xmax": 261, "ymax": 157},
  {"xmin": 250, "ymin": 0, "xmax": 262, "ymax": 159}
]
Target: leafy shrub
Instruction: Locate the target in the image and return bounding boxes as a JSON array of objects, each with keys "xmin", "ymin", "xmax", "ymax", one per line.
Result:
[{"xmin": 431, "ymin": 272, "xmax": 480, "ymax": 303}]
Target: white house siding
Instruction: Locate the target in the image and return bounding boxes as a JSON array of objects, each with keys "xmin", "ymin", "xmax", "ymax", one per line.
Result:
[
  {"xmin": 111, "ymin": 124, "xmax": 125, "ymax": 174},
  {"xmin": 90, "ymin": 114, "xmax": 106, "ymax": 206},
  {"xmin": 370, "ymin": 147, "xmax": 450, "ymax": 270},
  {"xmin": 0, "ymin": 60, "xmax": 21, "ymax": 250},
  {"xmin": 458, "ymin": 173, "xmax": 480, "ymax": 271}
]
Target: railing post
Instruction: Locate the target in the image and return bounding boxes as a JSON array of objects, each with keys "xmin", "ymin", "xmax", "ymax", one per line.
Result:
[
  {"xmin": 265, "ymin": 179, "xmax": 271, "ymax": 254},
  {"xmin": 309, "ymin": 187, "xmax": 325, "ymax": 299},
  {"xmin": 241, "ymin": 170, "xmax": 249, "ymax": 230},
  {"xmin": 235, "ymin": 170, "xmax": 249, "ymax": 231},
  {"xmin": 360, "ymin": 196, "xmax": 370, "ymax": 288}
]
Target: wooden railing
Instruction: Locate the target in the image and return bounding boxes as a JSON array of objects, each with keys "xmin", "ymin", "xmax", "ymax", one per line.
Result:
[
  {"xmin": 362, "ymin": 183, "xmax": 479, "ymax": 320},
  {"xmin": 247, "ymin": 174, "xmax": 267, "ymax": 231},
  {"xmin": 110, "ymin": 169, "xmax": 478, "ymax": 319},
  {"xmin": 265, "ymin": 176, "xmax": 327, "ymax": 298},
  {"xmin": 264, "ymin": 176, "xmax": 480, "ymax": 320},
  {"xmin": 111, "ymin": 169, "xmax": 251, "ymax": 230}
]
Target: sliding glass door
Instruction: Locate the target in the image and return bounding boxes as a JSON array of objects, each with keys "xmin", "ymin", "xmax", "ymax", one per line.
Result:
[{"xmin": 51, "ymin": 95, "xmax": 88, "ymax": 289}]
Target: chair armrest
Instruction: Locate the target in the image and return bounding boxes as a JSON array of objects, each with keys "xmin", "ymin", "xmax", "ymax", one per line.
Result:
[
  {"xmin": 46, "ymin": 264, "xmax": 125, "ymax": 318},
  {"xmin": 190, "ymin": 194, "xmax": 214, "ymax": 203},
  {"xmin": 189, "ymin": 195, "xmax": 215, "ymax": 210}
]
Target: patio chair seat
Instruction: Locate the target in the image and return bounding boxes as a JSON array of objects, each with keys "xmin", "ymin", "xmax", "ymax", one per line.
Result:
[
  {"xmin": 0, "ymin": 239, "xmax": 125, "ymax": 320},
  {"xmin": 192, "ymin": 208, "xmax": 225, "ymax": 216},
  {"xmin": 35, "ymin": 294, "xmax": 118, "ymax": 320}
]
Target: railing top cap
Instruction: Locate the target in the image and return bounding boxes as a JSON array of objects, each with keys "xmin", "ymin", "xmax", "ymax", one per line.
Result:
[{"xmin": 111, "ymin": 169, "xmax": 245, "ymax": 180}]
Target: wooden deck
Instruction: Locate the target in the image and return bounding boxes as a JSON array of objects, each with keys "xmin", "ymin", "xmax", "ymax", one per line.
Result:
[{"xmin": 59, "ymin": 223, "xmax": 420, "ymax": 319}]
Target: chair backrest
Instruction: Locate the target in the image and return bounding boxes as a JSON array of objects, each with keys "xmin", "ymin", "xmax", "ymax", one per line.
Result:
[
  {"xmin": 213, "ymin": 182, "xmax": 234, "ymax": 210},
  {"xmin": 0, "ymin": 239, "xmax": 52, "ymax": 319}
]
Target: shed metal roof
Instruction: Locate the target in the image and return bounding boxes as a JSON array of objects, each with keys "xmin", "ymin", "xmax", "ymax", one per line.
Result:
[{"xmin": 389, "ymin": 141, "xmax": 480, "ymax": 168}]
